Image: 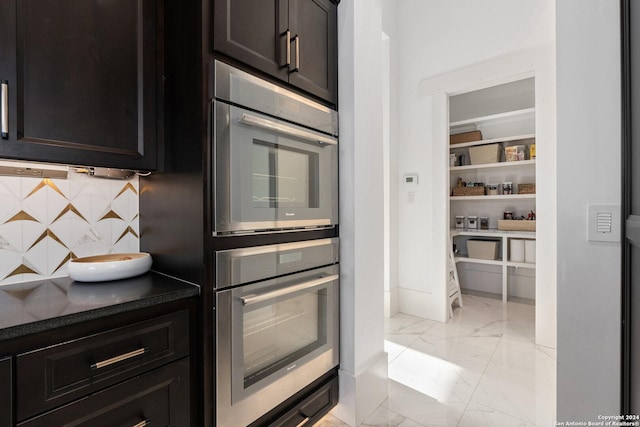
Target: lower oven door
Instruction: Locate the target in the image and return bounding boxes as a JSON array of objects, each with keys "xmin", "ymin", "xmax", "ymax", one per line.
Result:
[{"xmin": 216, "ymin": 265, "xmax": 339, "ymax": 427}]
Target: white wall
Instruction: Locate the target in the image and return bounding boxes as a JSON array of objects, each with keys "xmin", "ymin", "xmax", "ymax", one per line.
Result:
[
  {"xmin": 396, "ymin": 1, "xmax": 555, "ymax": 327},
  {"xmin": 556, "ymin": 0, "xmax": 622, "ymax": 420},
  {"xmin": 382, "ymin": 0, "xmax": 399, "ymax": 318},
  {"xmin": 336, "ymin": 0, "xmax": 388, "ymax": 424}
]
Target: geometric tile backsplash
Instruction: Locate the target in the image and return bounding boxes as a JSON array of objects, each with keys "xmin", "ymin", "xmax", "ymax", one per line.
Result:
[{"xmin": 0, "ymin": 171, "xmax": 139, "ymax": 286}]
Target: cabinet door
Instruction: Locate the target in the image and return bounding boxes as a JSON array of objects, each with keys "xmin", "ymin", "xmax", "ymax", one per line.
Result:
[
  {"xmin": 288, "ymin": 0, "xmax": 337, "ymax": 105},
  {"xmin": 16, "ymin": 310, "xmax": 189, "ymax": 421},
  {"xmin": 18, "ymin": 358, "xmax": 190, "ymax": 427},
  {"xmin": 0, "ymin": 356, "xmax": 12, "ymax": 427},
  {"xmin": 213, "ymin": 0, "xmax": 289, "ymax": 82},
  {"xmin": 0, "ymin": 0, "xmax": 161, "ymax": 170}
]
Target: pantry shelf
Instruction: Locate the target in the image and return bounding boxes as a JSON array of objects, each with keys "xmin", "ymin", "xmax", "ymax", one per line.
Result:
[
  {"xmin": 455, "ymin": 256, "xmax": 503, "ymax": 266},
  {"xmin": 450, "ymin": 229, "xmax": 536, "ymax": 239},
  {"xmin": 449, "ymin": 108, "xmax": 536, "ymax": 128},
  {"xmin": 450, "ymin": 159, "xmax": 536, "ymax": 172},
  {"xmin": 449, "ymin": 133, "xmax": 536, "ymax": 149},
  {"xmin": 450, "ymin": 194, "xmax": 536, "ymax": 201},
  {"xmin": 506, "ymin": 261, "xmax": 536, "ymax": 269}
]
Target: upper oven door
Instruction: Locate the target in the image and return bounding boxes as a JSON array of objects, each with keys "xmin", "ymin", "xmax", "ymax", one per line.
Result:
[{"xmin": 213, "ymin": 102, "xmax": 339, "ymax": 235}]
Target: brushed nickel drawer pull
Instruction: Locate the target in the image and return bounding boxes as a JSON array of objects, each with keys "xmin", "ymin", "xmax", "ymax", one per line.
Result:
[
  {"xmin": 296, "ymin": 417, "xmax": 310, "ymax": 427},
  {"xmin": 91, "ymin": 348, "xmax": 146, "ymax": 370},
  {"xmin": 132, "ymin": 419, "xmax": 150, "ymax": 427}
]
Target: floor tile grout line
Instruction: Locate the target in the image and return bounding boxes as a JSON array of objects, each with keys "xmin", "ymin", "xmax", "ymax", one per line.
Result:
[
  {"xmin": 454, "ymin": 299, "xmax": 527, "ymax": 427},
  {"xmin": 377, "ymin": 297, "xmax": 544, "ymax": 427},
  {"xmin": 458, "ymin": 299, "xmax": 544, "ymax": 427},
  {"xmin": 385, "ymin": 337, "xmax": 415, "ymax": 365},
  {"xmin": 454, "ymin": 331, "xmax": 502, "ymax": 427}
]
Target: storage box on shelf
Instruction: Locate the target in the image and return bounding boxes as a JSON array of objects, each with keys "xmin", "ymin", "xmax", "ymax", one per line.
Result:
[
  {"xmin": 469, "ymin": 144, "xmax": 501, "ymax": 165},
  {"xmin": 467, "ymin": 239, "xmax": 500, "ymax": 260},
  {"xmin": 452, "ymin": 186, "xmax": 485, "ymax": 196},
  {"xmin": 498, "ymin": 220, "xmax": 536, "ymax": 231},
  {"xmin": 518, "ymin": 183, "xmax": 536, "ymax": 194},
  {"xmin": 450, "ymin": 130, "xmax": 483, "ymax": 145}
]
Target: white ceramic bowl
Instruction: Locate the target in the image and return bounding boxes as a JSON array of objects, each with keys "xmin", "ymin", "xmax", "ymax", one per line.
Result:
[{"xmin": 68, "ymin": 253, "xmax": 152, "ymax": 282}]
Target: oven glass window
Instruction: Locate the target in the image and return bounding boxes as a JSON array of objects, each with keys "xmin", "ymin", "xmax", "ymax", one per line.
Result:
[
  {"xmin": 243, "ymin": 288, "xmax": 328, "ymax": 388},
  {"xmin": 252, "ymin": 140, "xmax": 319, "ymax": 209}
]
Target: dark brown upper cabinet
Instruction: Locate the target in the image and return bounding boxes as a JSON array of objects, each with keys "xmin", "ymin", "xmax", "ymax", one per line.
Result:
[
  {"xmin": 0, "ymin": 0, "xmax": 163, "ymax": 171},
  {"xmin": 214, "ymin": 0, "xmax": 338, "ymax": 106}
]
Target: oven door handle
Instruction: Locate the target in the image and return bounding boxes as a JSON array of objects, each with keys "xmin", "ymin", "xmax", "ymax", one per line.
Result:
[
  {"xmin": 241, "ymin": 274, "xmax": 339, "ymax": 306},
  {"xmin": 239, "ymin": 113, "xmax": 337, "ymax": 146}
]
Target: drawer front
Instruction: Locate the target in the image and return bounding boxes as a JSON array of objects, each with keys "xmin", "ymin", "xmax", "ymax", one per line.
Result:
[
  {"xmin": 273, "ymin": 376, "xmax": 338, "ymax": 427},
  {"xmin": 16, "ymin": 310, "xmax": 189, "ymax": 420},
  {"xmin": 18, "ymin": 357, "xmax": 190, "ymax": 427},
  {"xmin": 0, "ymin": 356, "xmax": 13, "ymax": 427}
]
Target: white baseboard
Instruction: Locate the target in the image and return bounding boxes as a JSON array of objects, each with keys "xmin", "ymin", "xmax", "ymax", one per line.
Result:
[
  {"xmin": 398, "ymin": 287, "xmax": 447, "ymax": 322},
  {"xmin": 332, "ymin": 351, "xmax": 388, "ymax": 426},
  {"xmin": 384, "ymin": 288, "xmax": 399, "ymax": 318}
]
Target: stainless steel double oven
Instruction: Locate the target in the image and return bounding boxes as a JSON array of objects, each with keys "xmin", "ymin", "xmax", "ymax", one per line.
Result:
[
  {"xmin": 212, "ymin": 61, "xmax": 340, "ymax": 426},
  {"xmin": 212, "ymin": 61, "xmax": 338, "ymax": 235}
]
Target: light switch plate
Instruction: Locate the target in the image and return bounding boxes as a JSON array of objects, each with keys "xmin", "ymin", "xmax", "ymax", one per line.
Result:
[
  {"xmin": 404, "ymin": 174, "xmax": 418, "ymax": 186},
  {"xmin": 588, "ymin": 204, "xmax": 621, "ymax": 242}
]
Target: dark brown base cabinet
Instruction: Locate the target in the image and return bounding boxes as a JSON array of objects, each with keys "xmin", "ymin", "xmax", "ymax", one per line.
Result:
[
  {"xmin": 16, "ymin": 311, "xmax": 190, "ymax": 420},
  {"xmin": 0, "ymin": 299, "xmax": 196, "ymax": 427},
  {"xmin": 213, "ymin": 0, "xmax": 338, "ymax": 106},
  {"xmin": 0, "ymin": 0, "xmax": 162, "ymax": 171},
  {"xmin": 17, "ymin": 358, "xmax": 190, "ymax": 427},
  {"xmin": 0, "ymin": 356, "xmax": 13, "ymax": 427}
]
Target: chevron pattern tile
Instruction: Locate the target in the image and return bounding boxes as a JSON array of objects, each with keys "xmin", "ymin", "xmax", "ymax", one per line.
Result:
[{"xmin": 0, "ymin": 171, "xmax": 140, "ymax": 286}]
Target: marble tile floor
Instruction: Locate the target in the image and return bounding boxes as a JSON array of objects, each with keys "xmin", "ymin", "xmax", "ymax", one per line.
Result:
[{"xmin": 316, "ymin": 294, "xmax": 556, "ymax": 427}]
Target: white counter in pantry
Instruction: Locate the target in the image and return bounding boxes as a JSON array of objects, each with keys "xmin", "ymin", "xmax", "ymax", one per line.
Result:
[{"xmin": 451, "ymin": 228, "xmax": 536, "ymax": 302}]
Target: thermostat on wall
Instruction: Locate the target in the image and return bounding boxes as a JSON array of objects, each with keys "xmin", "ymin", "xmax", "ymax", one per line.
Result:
[{"xmin": 404, "ymin": 174, "xmax": 418, "ymax": 185}]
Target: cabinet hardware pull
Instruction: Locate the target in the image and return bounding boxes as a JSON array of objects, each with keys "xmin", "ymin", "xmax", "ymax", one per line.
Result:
[
  {"xmin": 285, "ymin": 30, "xmax": 291, "ymax": 66},
  {"xmin": 241, "ymin": 274, "xmax": 338, "ymax": 306},
  {"xmin": 1, "ymin": 80, "xmax": 8, "ymax": 139},
  {"xmin": 239, "ymin": 112, "xmax": 337, "ymax": 146},
  {"xmin": 291, "ymin": 35, "xmax": 300, "ymax": 72},
  {"xmin": 132, "ymin": 419, "xmax": 150, "ymax": 427},
  {"xmin": 296, "ymin": 417, "xmax": 310, "ymax": 427},
  {"xmin": 91, "ymin": 348, "xmax": 146, "ymax": 370}
]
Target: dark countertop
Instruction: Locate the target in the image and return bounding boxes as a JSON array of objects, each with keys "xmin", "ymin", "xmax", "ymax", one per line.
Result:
[{"xmin": 0, "ymin": 272, "xmax": 200, "ymax": 341}]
